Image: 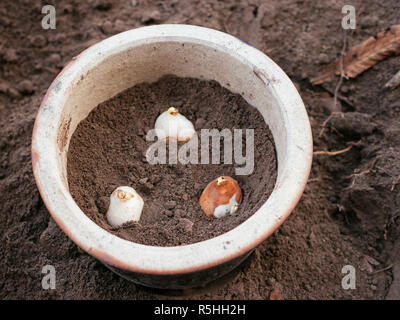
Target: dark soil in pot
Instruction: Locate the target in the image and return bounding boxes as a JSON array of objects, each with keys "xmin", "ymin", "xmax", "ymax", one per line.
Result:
[{"xmin": 67, "ymin": 75, "xmax": 277, "ymax": 246}]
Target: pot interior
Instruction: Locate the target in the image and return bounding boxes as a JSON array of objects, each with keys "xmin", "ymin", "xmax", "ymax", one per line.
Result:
[{"xmin": 56, "ymin": 38, "xmax": 287, "ymax": 192}]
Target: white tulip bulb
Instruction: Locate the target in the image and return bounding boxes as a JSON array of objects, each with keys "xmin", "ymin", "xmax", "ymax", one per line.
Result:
[
  {"xmin": 154, "ymin": 107, "xmax": 195, "ymax": 142},
  {"xmin": 106, "ymin": 186, "xmax": 144, "ymax": 227}
]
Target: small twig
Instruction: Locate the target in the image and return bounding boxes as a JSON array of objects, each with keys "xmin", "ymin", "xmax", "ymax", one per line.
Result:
[
  {"xmin": 320, "ymin": 84, "xmax": 355, "ymax": 108},
  {"xmin": 346, "ymin": 169, "xmax": 371, "ymax": 179},
  {"xmin": 391, "ymin": 174, "xmax": 400, "ymax": 191},
  {"xmin": 346, "ymin": 169, "xmax": 371, "ymax": 188},
  {"xmin": 318, "ymin": 112, "xmax": 343, "ymax": 137},
  {"xmin": 333, "ymin": 61, "xmax": 345, "ymax": 110},
  {"xmin": 313, "ymin": 145, "xmax": 352, "ymax": 156},
  {"xmin": 371, "ymin": 264, "xmax": 393, "ymax": 274},
  {"xmin": 319, "ymin": 33, "xmax": 347, "ymax": 138}
]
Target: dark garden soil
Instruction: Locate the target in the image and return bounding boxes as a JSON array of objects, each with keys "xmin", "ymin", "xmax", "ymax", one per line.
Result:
[
  {"xmin": 67, "ymin": 75, "xmax": 277, "ymax": 246},
  {"xmin": 0, "ymin": 0, "xmax": 399, "ymax": 299}
]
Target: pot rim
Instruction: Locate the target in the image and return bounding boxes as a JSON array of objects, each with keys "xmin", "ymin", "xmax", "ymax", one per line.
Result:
[{"xmin": 32, "ymin": 24, "xmax": 313, "ymax": 275}]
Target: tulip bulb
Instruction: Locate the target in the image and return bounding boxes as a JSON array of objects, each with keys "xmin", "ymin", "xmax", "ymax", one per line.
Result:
[
  {"xmin": 106, "ymin": 186, "xmax": 144, "ymax": 227},
  {"xmin": 154, "ymin": 107, "xmax": 195, "ymax": 142},
  {"xmin": 199, "ymin": 176, "xmax": 242, "ymax": 218}
]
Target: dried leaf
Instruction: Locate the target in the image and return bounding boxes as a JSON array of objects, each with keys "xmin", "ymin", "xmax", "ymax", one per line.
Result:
[{"xmin": 311, "ymin": 25, "xmax": 400, "ymax": 85}]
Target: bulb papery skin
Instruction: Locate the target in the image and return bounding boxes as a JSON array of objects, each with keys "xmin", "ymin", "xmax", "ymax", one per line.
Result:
[
  {"xmin": 213, "ymin": 194, "xmax": 240, "ymax": 218},
  {"xmin": 154, "ymin": 109, "xmax": 195, "ymax": 142},
  {"xmin": 106, "ymin": 186, "xmax": 144, "ymax": 227}
]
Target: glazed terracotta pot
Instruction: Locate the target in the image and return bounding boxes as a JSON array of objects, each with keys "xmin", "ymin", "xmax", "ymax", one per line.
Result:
[{"xmin": 32, "ymin": 24, "xmax": 312, "ymax": 289}]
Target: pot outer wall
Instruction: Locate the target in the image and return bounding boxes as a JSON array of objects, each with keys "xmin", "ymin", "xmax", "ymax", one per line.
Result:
[{"xmin": 103, "ymin": 250, "xmax": 253, "ymax": 289}]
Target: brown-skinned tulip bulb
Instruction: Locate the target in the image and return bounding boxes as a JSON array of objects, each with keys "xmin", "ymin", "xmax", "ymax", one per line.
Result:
[{"xmin": 199, "ymin": 176, "xmax": 242, "ymax": 218}]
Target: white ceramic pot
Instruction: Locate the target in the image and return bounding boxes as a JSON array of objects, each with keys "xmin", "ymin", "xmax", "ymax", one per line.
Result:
[{"xmin": 32, "ymin": 24, "xmax": 312, "ymax": 289}]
